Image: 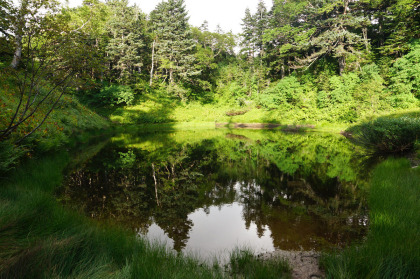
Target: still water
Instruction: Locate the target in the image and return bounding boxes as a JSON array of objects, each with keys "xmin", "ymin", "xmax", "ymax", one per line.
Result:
[{"xmin": 60, "ymin": 129, "xmax": 368, "ymax": 260}]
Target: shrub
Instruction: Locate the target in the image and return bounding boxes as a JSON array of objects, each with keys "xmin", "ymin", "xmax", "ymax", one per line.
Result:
[
  {"xmin": 389, "ymin": 40, "xmax": 420, "ymax": 98},
  {"xmin": 103, "ymin": 84, "xmax": 135, "ymax": 106},
  {"xmin": 354, "ymin": 64, "xmax": 386, "ymax": 110},
  {"xmin": 85, "ymin": 84, "xmax": 136, "ymax": 107},
  {"xmin": 259, "ymin": 76, "xmax": 304, "ymax": 109},
  {"xmin": 317, "ymin": 73, "xmax": 358, "ymax": 109},
  {"xmin": 165, "ymin": 83, "xmax": 191, "ymax": 101},
  {"xmin": 347, "ymin": 116, "xmax": 420, "ymax": 153},
  {"xmin": 386, "ymin": 93, "xmax": 418, "ymax": 109}
]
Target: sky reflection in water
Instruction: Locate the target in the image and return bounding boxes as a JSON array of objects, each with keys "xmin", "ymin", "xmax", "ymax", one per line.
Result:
[{"xmin": 61, "ymin": 129, "xmax": 369, "ymax": 260}]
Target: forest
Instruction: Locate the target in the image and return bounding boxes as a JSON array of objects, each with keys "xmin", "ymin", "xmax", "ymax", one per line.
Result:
[
  {"xmin": 1, "ymin": 0, "xmax": 419, "ymax": 135},
  {"xmin": 0, "ymin": 0, "xmax": 419, "ymax": 278}
]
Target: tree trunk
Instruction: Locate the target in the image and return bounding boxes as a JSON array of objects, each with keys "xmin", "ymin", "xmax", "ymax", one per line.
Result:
[
  {"xmin": 378, "ymin": 15, "xmax": 384, "ymax": 47},
  {"xmin": 362, "ymin": 28, "xmax": 369, "ymax": 51},
  {"xmin": 169, "ymin": 68, "xmax": 174, "ymax": 84},
  {"xmin": 10, "ymin": 0, "xmax": 28, "ymax": 69},
  {"xmin": 149, "ymin": 39, "xmax": 155, "ymax": 86},
  {"xmin": 10, "ymin": 33, "xmax": 22, "ymax": 69},
  {"xmin": 338, "ymin": 56, "xmax": 346, "ymax": 76}
]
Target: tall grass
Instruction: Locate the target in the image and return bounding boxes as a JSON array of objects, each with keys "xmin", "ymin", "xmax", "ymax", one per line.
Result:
[
  {"xmin": 347, "ymin": 115, "xmax": 420, "ymax": 154},
  {"xmin": 321, "ymin": 158, "xmax": 420, "ymax": 279},
  {"xmin": 0, "ymin": 151, "xmax": 290, "ymax": 278},
  {"xmin": 229, "ymin": 249, "xmax": 290, "ymax": 279}
]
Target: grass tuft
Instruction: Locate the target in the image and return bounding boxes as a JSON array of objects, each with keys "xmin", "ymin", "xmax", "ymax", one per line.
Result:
[{"xmin": 228, "ymin": 248, "xmax": 291, "ymax": 279}]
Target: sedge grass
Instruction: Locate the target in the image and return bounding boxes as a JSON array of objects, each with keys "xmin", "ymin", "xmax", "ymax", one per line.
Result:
[{"xmin": 321, "ymin": 158, "xmax": 420, "ymax": 279}]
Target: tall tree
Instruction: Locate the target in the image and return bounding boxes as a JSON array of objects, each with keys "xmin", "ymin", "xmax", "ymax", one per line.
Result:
[
  {"xmin": 106, "ymin": 0, "xmax": 146, "ymax": 82},
  {"xmin": 65, "ymin": 0, "xmax": 110, "ymax": 84},
  {"xmin": 362, "ymin": 0, "xmax": 420, "ymax": 56},
  {"xmin": 253, "ymin": 0, "xmax": 269, "ymax": 54},
  {"xmin": 263, "ymin": 0, "xmax": 309, "ymax": 77},
  {"xmin": 241, "ymin": 7, "xmax": 256, "ymax": 58},
  {"xmin": 298, "ymin": 0, "xmax": 369, "ymax": 75},
  {"xmin": 265, "ymin": 0, "xmax": 369, "ymax": 76},
  {"xmin": 149, "ymin": 0, "xmax": 197, "ymax": 84}
]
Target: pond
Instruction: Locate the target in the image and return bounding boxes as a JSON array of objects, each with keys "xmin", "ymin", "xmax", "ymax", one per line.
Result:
[{"xmin": 59, "ymin": 129, "xmax": 369, "ymax": 261}]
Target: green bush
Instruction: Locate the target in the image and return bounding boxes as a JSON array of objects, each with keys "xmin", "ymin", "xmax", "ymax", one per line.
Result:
[
  {"xmin": 389, "ymin": 40, "xmax": 420, "ymax": 98},
  {"xmin": 85, "ymin": 84, "xmax": 136, "ymax": 107},
  {"xmin": 347, "ymin": 116, "xmax": 420, "ymax": 153},
  {"xmin": 103, "ymin": 84, "xmax": 135, "ymax": 106},
  {"xmin": 165, "ymin": 83, "xmax": 191, "ymax": 101},
  {"xmin": 386, "ymin": 93, "xmax": 418, "ymax": 109},
  {"xmin": 259, "ymin": 76, "xmax": 304, "ymax": 109},
  {"xmin": 354, "ymin": 64, "xmax": 386, "ymax": 109}
]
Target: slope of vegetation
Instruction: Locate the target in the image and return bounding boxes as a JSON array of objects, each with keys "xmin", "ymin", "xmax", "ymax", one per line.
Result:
[{"xmin": 0, "ymin": 72, "xmax": 109, "ymax": 173}]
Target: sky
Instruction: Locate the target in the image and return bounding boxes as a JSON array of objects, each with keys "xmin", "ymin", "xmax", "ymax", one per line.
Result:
[{"xmin": 65, "ymin": 0, "xmax": 273, "ymax": 34}]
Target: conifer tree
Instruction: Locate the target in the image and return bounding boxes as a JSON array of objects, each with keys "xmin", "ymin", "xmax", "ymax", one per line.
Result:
[
  {"xmin": 149, "ymin": 0, "xmax": 197, "ymax": 84},
  {"xmin": 265, "ymin": 0, "xmax": 369, "ymax": 76},
  {"xmin": 297, "ymin": 0, "xmax": 369, "ymax": 75},
  {"xmin": 253, "ymin": 0, "xmax": 269, "ymax": 54},
  {"xmin": 200, "ymin": 20, "xmax": 209, "ymax": 32},
  {"xmin": 106, "ymin": 0, "xmax": 146, "ymax": 82},
  {"xmin": 241, "ymin": 7, "xmax": 256, "ymax": 58}
]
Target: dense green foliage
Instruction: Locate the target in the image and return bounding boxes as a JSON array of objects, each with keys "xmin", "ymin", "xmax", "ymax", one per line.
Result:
[
  {"xmin": 321, "ymin": 158, "xmax": 420, "ymax": 279},
  {"xmin": 1, "ymin": 0, "xmax": 419, "ymax": 133}
]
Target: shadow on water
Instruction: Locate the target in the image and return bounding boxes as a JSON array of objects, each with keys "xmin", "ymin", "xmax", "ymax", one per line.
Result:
[{"xmin": 59, "ymin": 129, "xmax": 372, "ymax": 260}]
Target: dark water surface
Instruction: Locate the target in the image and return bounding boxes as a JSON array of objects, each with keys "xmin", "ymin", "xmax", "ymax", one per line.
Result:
[{"xmin": 59, "ymin": 129, "xmax": 369, "ymax": 261}]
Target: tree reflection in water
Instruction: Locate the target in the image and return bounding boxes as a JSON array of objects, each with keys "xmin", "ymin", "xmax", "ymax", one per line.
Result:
[{"xmin": 59, "ymin": 130, "xmax": 369, "ymax": 256}]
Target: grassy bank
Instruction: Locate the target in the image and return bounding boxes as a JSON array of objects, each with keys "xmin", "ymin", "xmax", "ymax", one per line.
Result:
[
  {"xmin": 103, "ymin": 92, "xmax": 419, "ymax": 130},
  {"xmin": 346, "ymin": 111, "xmax": 420, "ymax": 154},
  {"xmin": 0, "ymin": 148, "xmax": 290, "ymax": 278},
  {"xmin": 322, "ymin": 158, "xmax": 420, "ymax": 278}
]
